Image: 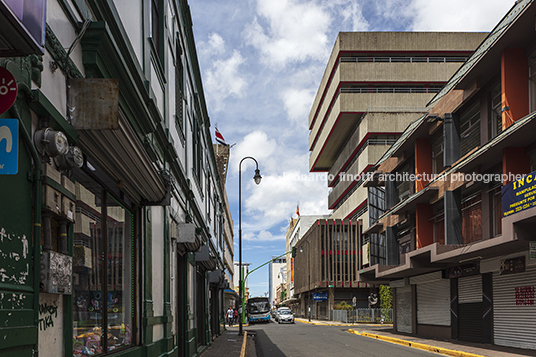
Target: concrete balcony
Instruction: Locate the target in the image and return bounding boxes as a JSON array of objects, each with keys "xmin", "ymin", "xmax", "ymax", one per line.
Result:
[
  {"xmin": 328, "ymin": 145, "xmax": 389, "ymax": 209},
  {"xmin": 309, "ymin": 92, "xmax": 434, "ymax": 171}
]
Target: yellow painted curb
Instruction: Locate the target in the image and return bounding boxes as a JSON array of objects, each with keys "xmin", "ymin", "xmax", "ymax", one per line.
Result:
[
  {"xmin": 295, "ymin": 318, "xmax": 392, "ymax": 327},
  {"xmin": 348, "ymin": 329, "xmax": 485, "ymax": 357},
  {"xmin": 240, "ymin": 331, "xmax": 248, "ymax": 357}
]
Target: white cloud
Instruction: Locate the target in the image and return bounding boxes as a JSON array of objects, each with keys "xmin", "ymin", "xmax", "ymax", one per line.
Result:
[
  {"xmin": 281, "ymin": 88, "xmax": 316, "ymax": 127},
  {"xmin": 207, "ymin": 33, "xmax": 225, "ymax": 55},
  {"xmin": 244, "ymin": 0, "xmax": 332, "ymax": 68},
  {"xmin": 408, "ymin": 0, "xmax": 514, "ymax": 31},
  {"xmin": 204, "ymin": 50, "xmax": 248, "ymax": 111},
  {"xmin": 325, "ymin": 0, "xmax": 369, "ymax": 31}
]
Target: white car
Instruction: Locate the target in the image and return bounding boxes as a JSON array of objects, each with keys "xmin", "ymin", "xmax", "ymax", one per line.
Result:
[
  {"xmin": 277, "ymin": 310, "xmax": 295, "ymax": 324},
  {"xmin": 275, "ymin": 307, "xmax": 290, "ymax": 322}
]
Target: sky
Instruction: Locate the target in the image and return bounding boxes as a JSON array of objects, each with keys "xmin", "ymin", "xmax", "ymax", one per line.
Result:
[{"xmin": 188, "ymin": 0, "xmax": 515, "ymax": 299}]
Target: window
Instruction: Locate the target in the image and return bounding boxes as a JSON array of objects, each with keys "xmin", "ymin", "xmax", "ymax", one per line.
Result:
[
  {"xmin": 432, "ymin": 136, "xmax": 444, "ymax": 174},
  {"xmin": 73, "ymin": 172, "xmax": 136, "ymax": 355},
  {"xmin": 490, "ymin": 185, "xmax": 502, "ymax": 237},
  {"xmin": 530, "ymin": 56, "xmax": 536, "ymax": 111},
  {"xmin": 396, "ymin": 162, "xmax": 414, "ymax": 201},
  {"xmin": 175, "ymin": 39, "xmax": 185, "ymax": 138},
  {"xmin": 489, "ymin": 83, "xmax": 502, "ymax": 139},
  {"xmin": 193, "ymin": 116, "xmax": 202, "ymax": 182},
  {"xmin": 151, "ymin": 0, "xmax": 161, "ymax": 55},
  {"xmin": 460, "ymin": 103, "xmax": 481, "ymax": 156},
  {"xmin": 461, "ymin": 192, "xmax": 482, "ymax": 244}
]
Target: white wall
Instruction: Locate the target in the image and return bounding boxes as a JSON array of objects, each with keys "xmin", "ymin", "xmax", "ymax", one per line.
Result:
[{"xmin": 39, "ymin": 293, "xmax": 63, "ymax": 356}]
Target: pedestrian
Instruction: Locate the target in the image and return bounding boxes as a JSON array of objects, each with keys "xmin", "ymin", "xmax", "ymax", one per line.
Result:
[
  {"xmin": 227, "ymin": 307, "xmax": 234, "ymax": 327},
  {"xmin": 233, "ymin": 308, "xmax": 238, "ymax": 324}
]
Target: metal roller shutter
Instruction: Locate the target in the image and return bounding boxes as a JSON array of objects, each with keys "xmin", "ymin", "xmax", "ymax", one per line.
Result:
[
  {"xmin": 459, "ymin": 275, "xmax": 482, "ymax": 303},
  {"xmin": 396, "ymin": 286, "xmax": 412, "ymax": 333},
  {"xmin": 417, "ymin": 279, "xmax": 450, "ymax": 326},
  {"xmin": 458, "ymin": 275, "xmax": 483, "ymax": 342},
  {"xmin": 493, "ymin": 267, "xmax": 536, "ymax": 350}
]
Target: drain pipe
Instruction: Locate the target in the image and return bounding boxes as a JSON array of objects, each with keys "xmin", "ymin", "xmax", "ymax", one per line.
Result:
[{"xmin": 11, "ymin": 101, "xmax": 42, "ymax": 357}]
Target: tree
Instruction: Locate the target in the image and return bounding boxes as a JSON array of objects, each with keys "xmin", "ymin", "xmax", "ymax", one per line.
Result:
[{"xmin": 379, "ymin": 285, "xmax": 392, "ymax": 309}]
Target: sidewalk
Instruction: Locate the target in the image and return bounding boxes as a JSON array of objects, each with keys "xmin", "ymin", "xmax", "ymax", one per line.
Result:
[
  {"xmin": 200, "ymin": 326, "xmax": 256, "ymax": 357},
  {"xmin": 297, "ymin": 318, "xmax": 536, "ymax": 357}
]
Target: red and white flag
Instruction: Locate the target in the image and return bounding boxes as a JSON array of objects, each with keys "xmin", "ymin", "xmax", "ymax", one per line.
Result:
[{"xmin": 215, "ymin": 128, "xmax": 228, "ymax": 146}]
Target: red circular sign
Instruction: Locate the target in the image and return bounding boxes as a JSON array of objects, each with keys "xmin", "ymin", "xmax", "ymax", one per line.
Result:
[{"xmin": 0, "ymin": 66, "xmax": 18, "ymax": 115}]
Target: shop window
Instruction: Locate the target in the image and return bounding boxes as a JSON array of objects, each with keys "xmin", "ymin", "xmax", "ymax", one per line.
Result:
[
  {"xmin": 460, "ymin": 103, "xmax": 481, "ymax": 156},
  {"xmin": 73, "ymin": 179, "xmax": 135, "ymax": 355}
]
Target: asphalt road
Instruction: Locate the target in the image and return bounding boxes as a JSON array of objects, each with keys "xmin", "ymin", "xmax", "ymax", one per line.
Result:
[{"xmin": 246, "ymin": 319, "xmax": 440, "ymax": 357}]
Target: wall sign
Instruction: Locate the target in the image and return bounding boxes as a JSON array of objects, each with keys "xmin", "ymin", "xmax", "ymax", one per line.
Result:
[
  {"xmin": 500, "ymin": 256, "xmax": 525, "ymax": 275},
  {"xmin": 0, "ymin": 67, "xmax": 17, "ymax": 114},
  {"xmin": 446, "ymin": 262, "xmax": 480, "ymax": 278},
  {"xmin": 313, "ymin": 292, "xmax": 328, "ymax": 301},
  {"xmin": 0, "ymin": 118, "xmax": 19, "ymax": 175},
  {"xmin": 502, "ymin": 171, "xmax": 536, "ymax": 217}
]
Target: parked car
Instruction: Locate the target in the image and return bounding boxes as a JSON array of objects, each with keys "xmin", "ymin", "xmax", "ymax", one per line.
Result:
[
  {"xmin": 275, "ymin": 307, "xmax": 290, "ymax": 322},
  {"xmin": 277, "ymin": 310, "xmax": 295, "ymax": 324}
]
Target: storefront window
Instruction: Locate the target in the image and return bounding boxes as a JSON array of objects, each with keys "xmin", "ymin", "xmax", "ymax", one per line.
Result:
[{"xmin": 73, "ymin": 178, "xmax": 134, "ymax": 356}]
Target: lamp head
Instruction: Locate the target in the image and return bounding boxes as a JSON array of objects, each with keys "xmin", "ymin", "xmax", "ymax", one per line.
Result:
[{"xmin": 253, "ymin": 169, "xmax": 262, "ymax": 185}]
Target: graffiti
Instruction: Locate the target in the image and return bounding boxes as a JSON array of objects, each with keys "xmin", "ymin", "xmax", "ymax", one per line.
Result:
[
  {"xmin": 38, "ymin": 302, "xmax": 58, "ymax": 331},
  {"xmin": 0, "ymin": 292, "xmax": 28, "ymax": 310}
]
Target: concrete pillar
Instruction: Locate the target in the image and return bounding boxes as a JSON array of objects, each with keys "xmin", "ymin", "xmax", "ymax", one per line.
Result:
[
  {"xmin": 501, "ymin": 48, "xmax": 529, "ymax": 130},
  {"xmin": 416, "ymin": 203, "xmax": 433, "ymax": 249},
  {"xmin": 503, "ymin": 147, "xmax": 530, "ymax": 185},
  {"xmin": 443, "ymin": 113, "xmax": 460, "ymax": 167},
  {"xmin": 444, "ymin": 190, "xmax": 462, "ymax": 245},
  {"xmin": 415, "ymin": 138, "xmax": 432, "ymax": 192}
]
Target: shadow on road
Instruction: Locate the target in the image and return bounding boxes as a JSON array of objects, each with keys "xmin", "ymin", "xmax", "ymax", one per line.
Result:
[{"xmin": 253, "ymin": 329, "xmax": 286, "ymax": 357}]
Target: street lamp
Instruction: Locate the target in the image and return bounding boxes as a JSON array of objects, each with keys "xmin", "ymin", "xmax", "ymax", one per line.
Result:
[
  {"xmin": 300, "ymin": 241, "xmax": 311, "ymax": 322},
  {"xmin": 239, "ymin": 156, "xmax": 262, "ymax": 336}
]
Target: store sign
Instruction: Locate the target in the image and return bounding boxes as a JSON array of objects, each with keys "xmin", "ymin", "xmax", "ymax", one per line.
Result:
[
  {"xmin": 0, "ymin": 67, "xmax": 17, "ymax": 114},
  {"xmin": 313, "ymin": 293, "xmax": 328, "ymax": 301},
  {"xmin": 515, "ymin": 286, "xmax": 535, "ymax": 306},
  {"xmin": 500, "ymin": 256, "xmax": 525, "ymax": 275},
  {"xmin": 446, "ymin": 262, "xmax": 479, "ymax": 278},
  {"xmin": 502, "ymin": 171, "xmax": 536, "ymax": 217},
  {"xmin": 0, "ymin": 118, "xmax": 18, "ymax": 175},
  {"xmin": 530, "ymin": 242, "xmax": 536, "ymax": 261}
]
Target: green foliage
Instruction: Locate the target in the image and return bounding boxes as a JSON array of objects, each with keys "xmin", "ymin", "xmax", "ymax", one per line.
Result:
[
  {"xmin": 379, "ymin": 285, "xmax": 393, "ymax": 309},
  {"xmin": 333, "ymin": 301, "xmax": 353, "ymax": 311}
]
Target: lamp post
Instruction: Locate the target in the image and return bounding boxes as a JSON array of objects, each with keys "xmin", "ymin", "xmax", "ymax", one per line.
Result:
[
  {"xmin": 300, "ymin": 240, "xmax": 311, "ymax": 322},
  {"xmin": 239, "ymin": 157, "xmax": 262, "ymax": 336}
]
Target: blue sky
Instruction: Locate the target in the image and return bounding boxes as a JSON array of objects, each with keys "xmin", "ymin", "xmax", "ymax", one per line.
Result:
[{"xmin": 189, "ymin": 0, "xmax": 514, "ymax": 298}]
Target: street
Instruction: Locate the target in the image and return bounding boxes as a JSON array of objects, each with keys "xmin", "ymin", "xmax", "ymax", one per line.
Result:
[{"xmin": 246, "ymin": 319, "xmax": 439, "ymax": 357}]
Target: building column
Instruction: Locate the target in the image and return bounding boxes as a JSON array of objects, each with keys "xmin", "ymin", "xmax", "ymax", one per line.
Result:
[
  {"xmin": 443, "ymin": 113, "xmax": 461, "ymax": 167},
  {"xmin": 503, "ymin": 147, "xmax": 530, "ymax": 185},
  {"xmin": 444, "ymin": 190, "xmax": 462, "ymax": 245},
  {"xmin": 385, "ymin": 226, "xmax": 399, "ymax": 265},
  {"xmin": 415, "ymin": 138, "xmax": 433, "ymax": 192},
  {"xmin": 501, "ymin": 48, "xmax": 529, "ymax": 130},
  {"xmin": 416, "ymin": 203, "xmax": 433, "ymax": 249}
]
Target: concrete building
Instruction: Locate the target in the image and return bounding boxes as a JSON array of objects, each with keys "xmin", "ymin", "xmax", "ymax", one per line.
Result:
[
  {"xmin": 268, "ymin": 256, "xmax": 286, "ymax": 306},
  {"xmin": 234, "ymin": 261, "xmax": 251, "ymax": 300},
  {"xmin": 308, "ymin": 32, "xmax": 487, "ymax": 234},
  {"xmin": 0, "ymin": 1, "xmax": 231, "ymax": 356},
  {"xmin": 360, "ymin": 0, "xmax": 536, "ymax": 350}
]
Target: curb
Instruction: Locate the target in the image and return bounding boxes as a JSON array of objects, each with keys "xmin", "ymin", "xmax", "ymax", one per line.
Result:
[
  {"xmin": 240, "ymin": 331, "xmax": 248, "ymax": 357},
  {"xmin": 348, "ymin": 329, "xmax": 485, "ymax": 357},
  {"xmin": 295, "ymin": 318, "xmax": 393, "ymax": 327}
]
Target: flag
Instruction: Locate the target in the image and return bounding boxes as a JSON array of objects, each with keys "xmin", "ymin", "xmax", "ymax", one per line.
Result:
[
  {"xmin": 215, "ymin": 128, "xmax": 228, "ymax": 146},
  {"xmin": 296, "ymin": 204, "xmax": 300, "ymax": 217}
]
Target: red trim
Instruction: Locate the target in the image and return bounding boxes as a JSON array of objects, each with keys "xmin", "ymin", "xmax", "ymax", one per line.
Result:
[
  {"xmin": 350, "ymin": 281, "xmax": 352, "ymax": 287},
  {"xmin": 353, "ymin": 250, "xmax": 356, "ymax": 255},
  {"xmin": 344, "ymin": 199, "xmax": 368, "ymax": 220},
  {"xmin": 342, "ymin": 281, "xmax": 344, "ymax": 287},
  {"xmin": 339, "ymin": 50, "xmax": 475, "ymax": 55},
  {"xmin": 309, "ymin": 84, "xmax": 343, "ymax": 151},
  {"xmin": 328, "ymin": 165, "xmax": 373, "ymax": 209},
  {"xmin": 310, "ymin": 53, "xmax": 342, "ymax": 130},
  {"xmin": 340, "ymin": 81, "xmax": 446, "ymax": 85}
]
